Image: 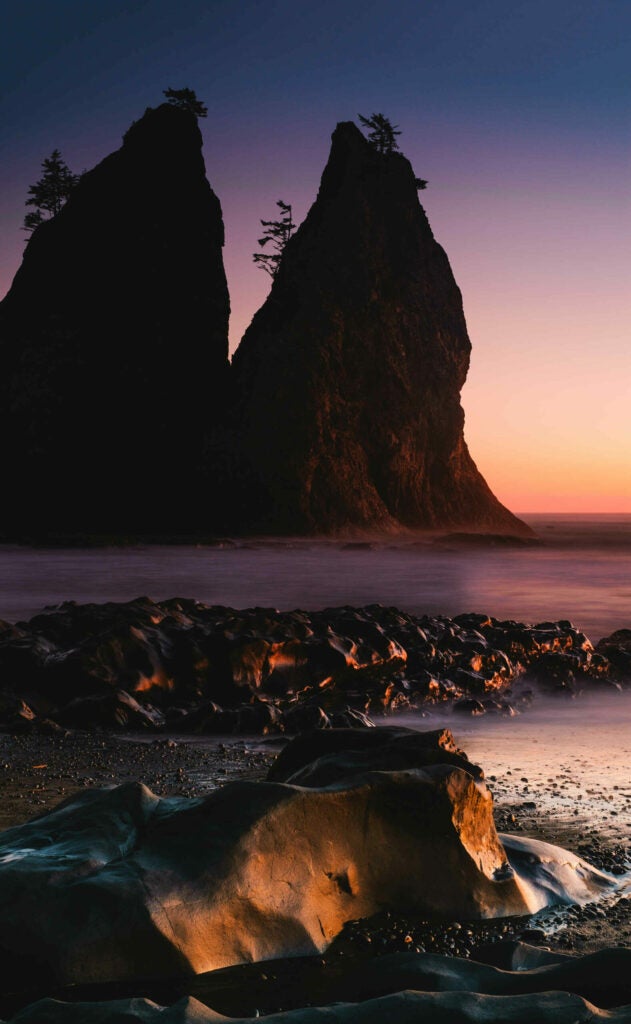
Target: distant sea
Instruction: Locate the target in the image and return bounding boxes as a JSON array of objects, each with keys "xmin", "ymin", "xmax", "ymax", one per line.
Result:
[{"xmin": 0, "ymin": 514, "xmax": 629, "ymax": 643}]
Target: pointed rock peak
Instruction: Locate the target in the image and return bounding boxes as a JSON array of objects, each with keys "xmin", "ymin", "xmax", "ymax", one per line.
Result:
[
  {"xmin": 330, "ymin": 120, "xmax": 369, "ymax": 152},
  {"xmin": 329, "ymin": 119, "xmax": 410, "ymax": 161},
  {"xmin": 122, "ymin": 102, "xmax": 203, "ymax": 153},
  {"xmin": 233, "ymin": 121, "xmax": 531, "ymax": 539},
  {"xmin": 0, "ymin": 102, "xmax": 230, "ymax": 538},
  {"xmin": 318, "ymin": 119, "xmax": 416, "ymax": 200}
]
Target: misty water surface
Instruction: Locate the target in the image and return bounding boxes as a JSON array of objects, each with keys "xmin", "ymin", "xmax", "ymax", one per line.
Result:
[{"xmin": 0, "ymin": 514, "xmax": 629, "ymax": 642}]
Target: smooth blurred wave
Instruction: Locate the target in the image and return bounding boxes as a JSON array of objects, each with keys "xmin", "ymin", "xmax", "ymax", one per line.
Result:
[{"xmin": 0, "ymin": 514, "xmax": 629, "ymax": 642}]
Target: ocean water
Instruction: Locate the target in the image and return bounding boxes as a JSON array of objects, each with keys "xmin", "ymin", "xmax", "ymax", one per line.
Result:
[
  {"xmin": 402, "ymin": 692, "xmax": 631, "ymax": 843},
  {"xmin": 2, "ymin": 514, "xmax": 630, "ymax": 876},
  {"xmin": 0, "ymin": 513, "xmax": 629, "ymax": 643}
]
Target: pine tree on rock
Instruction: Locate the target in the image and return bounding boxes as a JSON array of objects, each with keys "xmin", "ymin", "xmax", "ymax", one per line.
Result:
[
  {"xmin": 358, "ymin": 114, "xmax": 428, "ymax": 188},
  {"xmin": 23, "ymin": 209, "xmax": 45, "ymax": 234},
  {"xmin": 253, "ymin": 200, "xmax": 295, "ymax": 278},
  {"xmin": 163, "ymin": 87, "xmax": 208, "ymax": 118},
  {"xmin": 23, "ymin": 150, "xmax": 79, "ymax": 234},
  {"xmin": 358, "ymin": 113, "xmax": 401, "ymax": 154}
]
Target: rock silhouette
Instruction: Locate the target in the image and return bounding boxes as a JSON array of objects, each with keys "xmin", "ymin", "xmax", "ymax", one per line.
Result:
[
  {"xmin": 232, "ymin": 122, "xmax": 530, "ymax": 536},
  {"xmin": 0, "ymin": 103, "xmax": 230, "ymax": 538},
  {"xmin": 0, "ymin": 109, "xmax": 530, "ymax": 540}
]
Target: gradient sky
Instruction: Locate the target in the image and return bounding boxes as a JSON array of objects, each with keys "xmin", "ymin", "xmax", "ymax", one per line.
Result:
[{"xmin": 1, "ymin": 0, "xmax": 629, "ymax": 513}]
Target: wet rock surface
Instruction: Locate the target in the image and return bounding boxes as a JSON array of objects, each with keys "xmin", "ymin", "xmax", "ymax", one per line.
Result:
[
  {"xmin": 0, "ymin": 598, "xmax": 626, "ymax": 735},
  {"xmin": 597, "ymin": 629, "xmax": 631, "ymax": 678},
  {"xmin": 3, "ymin": 726, "xmax": 596, "ymax": 991},
  {"xmin": 266, "ymin": 724, "xmax": 483, "ymax": 784},
  {"xmin": 0, "ymin": 726, "xmax": 629, "ymax": 1022},
  {"xmin": 6, "ymin": 988, "xmax": 631, "ymax": 1023},
  {"xmin": 7, "ymin": 944, "xmax": 631, "ymax": 1022}
]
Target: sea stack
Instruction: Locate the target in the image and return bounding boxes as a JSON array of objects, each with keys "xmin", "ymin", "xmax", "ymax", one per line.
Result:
[
  {"xmin": 0, "ymin": 103, "xmax": 230, "ymax": 537},
  {"xmin": 233, "ymin": 122, "xmax": 530, "ymax": 537}
]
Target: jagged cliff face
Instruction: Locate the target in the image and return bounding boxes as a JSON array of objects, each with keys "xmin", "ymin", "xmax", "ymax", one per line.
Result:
[
  {"xmin": 232, "ymin": 122, "xmax": 529, "ymax": 536},
  {"xmin": 1, "ymin": 112, "xmax": 528, "ymax": 540},
  {"xmin": 0, "ymin": 104, "xmax": 230, "ymax": 537}
]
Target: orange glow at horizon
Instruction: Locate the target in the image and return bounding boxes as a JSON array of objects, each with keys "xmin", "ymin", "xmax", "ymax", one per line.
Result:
[
  {"xmin": 227, "ymin": 258, "xmax": 631, "ymax": 516},
  {"xmin": 223, "ymin": 137, "xmax": 630, "ymax": 517}
]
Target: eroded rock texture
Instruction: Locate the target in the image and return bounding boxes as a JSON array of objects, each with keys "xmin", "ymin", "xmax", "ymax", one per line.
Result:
[
  {"xmin": 232, "ymin": 122, "xmax": 529, "ymax": 536},
  {"xmin": 0, "ymin": 728, "xmax": 613, "ymax": 995},
  {"xmin": 0, "ymin": 104, "xmax": 230, "ymax": 537},
  {"xmin": 0, "ymin": 598, "xmax": 617, "ymax": 736}
]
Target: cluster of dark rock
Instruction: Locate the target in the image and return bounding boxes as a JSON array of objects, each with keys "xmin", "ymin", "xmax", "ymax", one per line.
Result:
[
  {"xmin": 0, "ymin": 726, "xmax": 627, "ymax": 1023},
  {"xmin": 0, "ymin": 597, "xmax": 625, "ymax": 736},
  {"xmin": 0, "ymin": 103, "xmax": 530, "ymax": 540},
  {"xmin": 597, "ymin": 628, "xmax": 631, "ymax": 679}
]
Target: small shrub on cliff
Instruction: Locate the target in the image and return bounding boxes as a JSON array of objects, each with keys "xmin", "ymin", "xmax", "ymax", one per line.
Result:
[
  {"xmin": 359, "ymin": 113, "xmax": 428, "ymax": 189},
  {"xmin": 253, "ymin": 200, "xmax": 295, "ymax": 278},
  {"xmin": 163, "ymin": 87, "xmax": 208, "ymax": 118},
  {"xmin": 358, "ymin": 113, "xmax": 401, "ymax": 154},
  {"xmin": 23, "ymin": 149, "xmax": 79, "ymax": 234}
]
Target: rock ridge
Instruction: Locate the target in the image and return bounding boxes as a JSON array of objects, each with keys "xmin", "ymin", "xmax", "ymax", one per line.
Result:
[
  {"xmin": 232, "ymin": 122, "xmax": 530, "ymax": 537},
  {"xmin": 1, "ymin": 111, "xmax": 529, "ymax": 539},
  {"xmin": 0, "ymin": 103, "xmax": 230, "ymax": 537}
]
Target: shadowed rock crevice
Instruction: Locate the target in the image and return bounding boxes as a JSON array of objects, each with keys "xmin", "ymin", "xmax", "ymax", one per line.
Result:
[{"xmin": 7, "ymin": 945, "xmax": 631, "ymax": 1021}]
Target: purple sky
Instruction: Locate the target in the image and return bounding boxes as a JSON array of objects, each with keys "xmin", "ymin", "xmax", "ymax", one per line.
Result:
[{"xmin": 1, "ymin": 0, "xmax": 629, "ymax": 511}]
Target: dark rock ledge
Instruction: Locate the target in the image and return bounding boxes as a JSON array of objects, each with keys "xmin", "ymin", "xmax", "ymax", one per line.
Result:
[{"xmin": 0, "ymin": 598, "xmax": 626, "ymax": 736}]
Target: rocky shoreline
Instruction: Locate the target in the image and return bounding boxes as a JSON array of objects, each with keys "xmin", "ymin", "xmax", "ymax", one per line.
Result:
[
  {"xmin": 0, "ymin": 602, "xmax": 630, "ymax": 1022},
  {"xmin": 1, "ymin": 597, "xmax": 629, "ymax": 737}
]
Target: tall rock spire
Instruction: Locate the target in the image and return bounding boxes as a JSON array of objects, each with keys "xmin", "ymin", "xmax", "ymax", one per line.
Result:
[
  {"xmin": 0, "ymin": 103, "xmax": 230, "ymax": 537},
  {"xmin": 232, "ymin": 121, "xmax": 530, "ymax": 536}
]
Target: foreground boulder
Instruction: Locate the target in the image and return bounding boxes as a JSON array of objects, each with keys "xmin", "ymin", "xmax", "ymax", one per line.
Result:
[
  {"xmin": 0, "ymin": 729, "xmax": 613, "ymax": 993},
  {"xmin": 266, "ymin": 724, "xmax": 484, "ymax": 784},
  {"xmin": 0, "ymin": 104, "xmax": 230, "ymax": 538}
]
